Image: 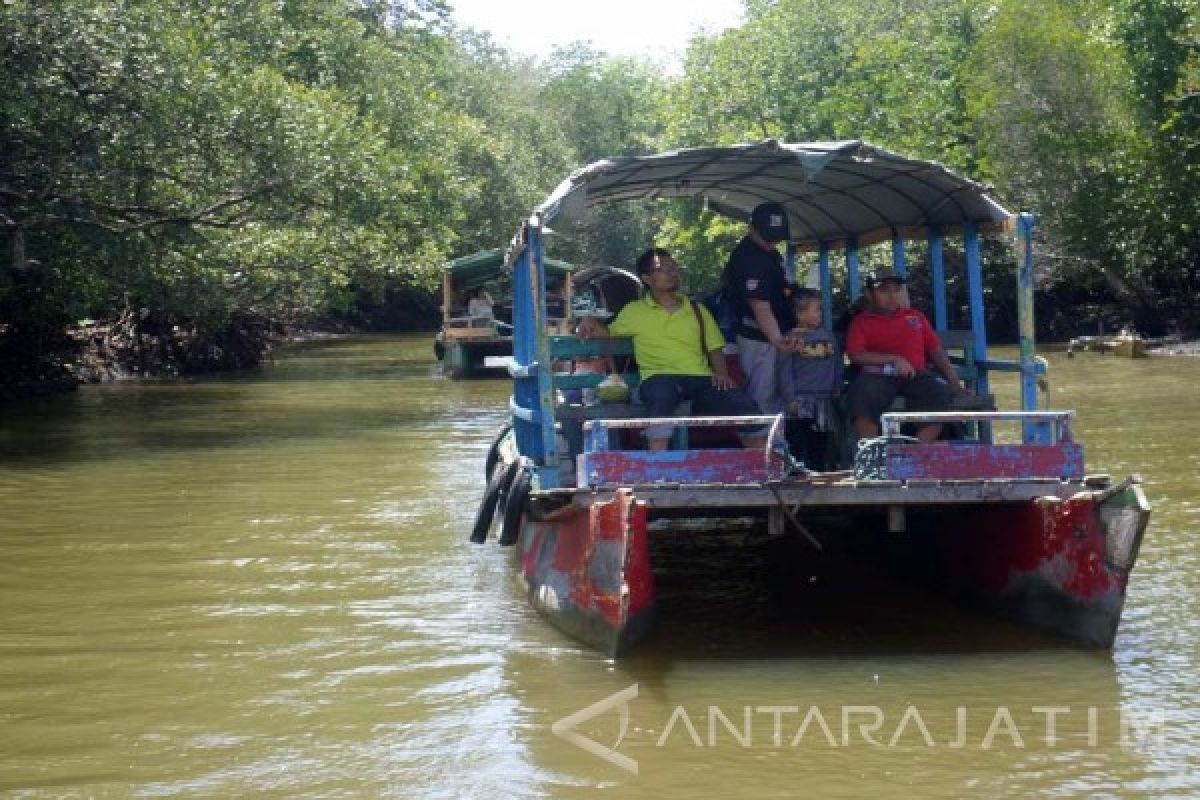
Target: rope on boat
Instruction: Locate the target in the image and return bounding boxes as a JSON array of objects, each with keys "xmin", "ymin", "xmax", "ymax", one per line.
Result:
[
  {"xmin": 765, "ymin": 482, "xmax": 823, "ymax": 552},
  {"xmin": 852, "ymin": 435, "xmax": 921, "ymax": 480},
  {"xmin": 1090, "ymin": 473, "xmax": 1141, "ymax": 504}
]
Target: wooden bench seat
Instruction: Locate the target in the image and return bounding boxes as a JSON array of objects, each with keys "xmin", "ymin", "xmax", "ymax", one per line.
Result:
[
  {"xmin": 889, "ymin": 392, "xmax": 997, "ymax": 412},
  {"xmin": 555, "ymin": 402, "xmax": 647, "ymax": 421}
]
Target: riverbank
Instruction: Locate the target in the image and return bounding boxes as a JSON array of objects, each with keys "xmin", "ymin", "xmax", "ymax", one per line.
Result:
[
  {"xmin": 0, "ymin": 285, "xmax": 443, "ymax": 404},
  {"xmin": 5, "ymin": 318, "xmax": 1195, "ymax": 405},
  {"xmin": 1147, "ymin": 339, "xmax": 1200, "ymax": 356},
  {"xmin": 1042, "ymin": 333, "xmax": 1200, "ymax": 357},
  {"xmin": 0, "ymin": 313, "xmax": 358, "ymax": 404}
]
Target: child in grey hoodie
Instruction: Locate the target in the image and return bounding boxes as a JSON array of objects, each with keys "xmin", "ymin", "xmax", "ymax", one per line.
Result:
[{"xmin": 781, "ymin": 289, "xmax": 841, "ymax": 469}]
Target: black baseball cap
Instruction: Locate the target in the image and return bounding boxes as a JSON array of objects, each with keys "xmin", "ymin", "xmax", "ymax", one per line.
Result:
[
  {"xmin": 864, "ymin": 268, "xmax": 906, "ymax": 288},
  {"xmin": 750, "ymin": 202, "xmax": 790, "ymax": 243}
]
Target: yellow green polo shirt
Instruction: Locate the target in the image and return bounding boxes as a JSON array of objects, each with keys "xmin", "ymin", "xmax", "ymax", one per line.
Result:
[{"xmin": 609, "ymin": 294, "xmax": 725, "ymax": 380}]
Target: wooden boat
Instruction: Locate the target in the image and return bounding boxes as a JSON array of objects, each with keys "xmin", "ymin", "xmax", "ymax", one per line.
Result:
[
  {"xmin": 472, "ymin": 141, "xmax": 1151, "ymax": 657},
  {"xmin": 1067, "ymin": 331, "xmax": 1148, "ymax": 358},
  {"xmin": 436, "ymin": 248, "xmax": 575, "ymax": 378}
]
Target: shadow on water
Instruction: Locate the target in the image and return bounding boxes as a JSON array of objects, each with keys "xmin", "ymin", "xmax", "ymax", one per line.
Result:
[{"xmin": 515, "ymin": 522, "xmax": 1134, "ymax": 800}]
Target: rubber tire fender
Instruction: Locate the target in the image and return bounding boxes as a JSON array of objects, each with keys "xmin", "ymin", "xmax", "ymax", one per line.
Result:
[
  {"xmin": 484, "ymin": 422, "xmax": 513, "ymax": 482},
  {"xmin": 498, "ymin": 458, "xmax": 534, "ymax": 547},
  {"xmin": 495, "ymin": 455, "xmax": 521, "ymax": 517},
  {"xmin": 470, "ymin": 459, "xmax": 518, "ymax": 544}
]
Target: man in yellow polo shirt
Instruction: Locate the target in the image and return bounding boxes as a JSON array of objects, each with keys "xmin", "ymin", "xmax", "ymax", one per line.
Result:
[{"xmin": 577, "ymin": 247, "xmax": 767, "ymax": 451}]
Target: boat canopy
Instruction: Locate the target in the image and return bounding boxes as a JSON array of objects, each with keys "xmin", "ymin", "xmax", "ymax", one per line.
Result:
[
  {"xmin": 445, "ymin": 248, "xmax": 574, "ymax": 289},
  {"xmin": 535, "ymin": 140, "xmax": 1013, "ymax": 250}
]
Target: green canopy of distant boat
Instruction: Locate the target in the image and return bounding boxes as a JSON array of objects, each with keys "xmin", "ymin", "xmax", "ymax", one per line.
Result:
[{"xmin": 443, "ymin": 248, "xmax": 574, "ymax": 290}]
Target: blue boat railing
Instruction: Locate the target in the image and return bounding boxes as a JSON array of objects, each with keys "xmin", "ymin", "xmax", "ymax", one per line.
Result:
[
  {"xmin": 579, "ymin": 414, "xmax": 788, "ymax": 487},
  {"xmin": 881, "ymin": 410, "xmax": 1073, "ymax": 442},
  {"xmin": 879, "ymin": 410, "xmax": 1083, "ymax": 480}
]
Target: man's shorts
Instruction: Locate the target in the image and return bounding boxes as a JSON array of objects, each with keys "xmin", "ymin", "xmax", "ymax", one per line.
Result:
[{"xmin": 847, "ymin": 370, "xmax": 954, "ymax": 423}]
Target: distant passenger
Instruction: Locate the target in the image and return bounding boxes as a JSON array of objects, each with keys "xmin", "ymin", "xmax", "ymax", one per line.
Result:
[
  {"xmin": 467, "ymin": 287, "xmax": 494, "ymax": 319},
  {"xmin": 577, "ymin": 248, "xmax": 767, "ymax": 451},
  {"xmin": 845, "ymin": 269, "xmax": 964, "ymax": 442}
]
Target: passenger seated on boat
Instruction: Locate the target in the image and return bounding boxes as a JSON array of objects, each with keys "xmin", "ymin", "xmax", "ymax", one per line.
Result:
[
  {"xmin": 545, "ymin": 283, "xmax": 566, "ymax": 319},
  {"xmin": 576, "ymin": 247, "xmax": 767, "ymax": 451},
  {"xmin": 845, "ymin": 268, "xmax": 965, "ymax": 443},
  {"xmin": 781, "ymin": 288, "xmax": 840, "ymax": 469},
  {"xmin": 467, "ymin": 287, "xmax": 494, "ymax": 319},
  {"xmin": 562, "ymin": 319, "xmax": 615, "ymax": 406}
]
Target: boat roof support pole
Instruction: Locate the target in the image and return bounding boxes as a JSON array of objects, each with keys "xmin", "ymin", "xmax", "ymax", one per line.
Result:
[
  {"xmin": 511, "ymin": 234, "xmax": 544, "ymax": 463},
  {"xmin": 964, "ymin": 222, "xmax": 992, "ymax": 444},
  {"xmin": 892, "ymin": 232, "xmax": 907, "ymax": 279},
  {"xmin": 1016, "ymin": 213, "xmax": 1050, "ymax": 443},
  {"xmin": 818, "ymin": 243, "xmax": 833, "ymax": 332},
  {"xmin": 929, "ymin": 227, "xmax": 947, "ymax": 332},
  {"xmin": 846, "ymin": 236, "xmax": 861, "ymax": 299},
  {"xmin": 785, "ymin": 241, "xmax": 797, "ymax": 284},
  {"xmin": 562, "ymin": 271, "xmax": 572, "ymax": 322},
  {"xmin": 531, "ymin": 222, "xmax": 560, "ymax": 488}
]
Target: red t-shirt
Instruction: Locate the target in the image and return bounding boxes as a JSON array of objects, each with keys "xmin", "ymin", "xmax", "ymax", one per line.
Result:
[{"xmin": 845, "ymin": 307, "xmax": 941, "ymax": 371}]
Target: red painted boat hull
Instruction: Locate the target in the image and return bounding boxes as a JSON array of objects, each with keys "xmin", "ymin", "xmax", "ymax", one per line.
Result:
[
  {"xmin": 516, "ymin": 489, "xmax": 655, "ymax": 657},
  {"xmin": 915, "ymin": 484, "xmax": 1150, "ymax": 647},
  {"xmin": 511, "ymin": 483, "xmax": 1149, "ymax": 655}
]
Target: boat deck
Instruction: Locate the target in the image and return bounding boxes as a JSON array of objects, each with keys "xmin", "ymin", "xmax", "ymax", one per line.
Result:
[{"xmin": 534, "ymin": 474, "xmax": 1110, "ymax": 510}]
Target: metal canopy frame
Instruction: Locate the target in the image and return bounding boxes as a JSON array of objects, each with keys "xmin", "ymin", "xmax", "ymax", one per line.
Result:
[{"xmin": 535, "ymin": 140, "xmax": 1013, "ymax": 251}]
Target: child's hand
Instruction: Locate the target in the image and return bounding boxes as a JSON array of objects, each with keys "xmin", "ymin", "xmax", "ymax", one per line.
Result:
[{"xmin": 778, "ymin": 331, "xmax": 805, "ymax": 352}]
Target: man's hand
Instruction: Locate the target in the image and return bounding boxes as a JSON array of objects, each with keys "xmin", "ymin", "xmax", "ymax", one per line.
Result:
[
  {"xmin": 711, "ymin": 373, "xmax": 738, "ymax": 391},
  {"xmin": 929, "ymin": 347, "xmax": 965, "ymax": 393},
  {"xmin": 891, "ymin": 356, "xmax": 916, "ymax": 378}
]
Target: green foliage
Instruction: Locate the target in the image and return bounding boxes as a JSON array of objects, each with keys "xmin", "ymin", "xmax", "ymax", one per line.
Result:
[
  {"xmin": 1, "ymin": 0, "xmax": 462, "ymax": 334},
  {"xmin": 665, "ymin": 0, "xmax": 983, "ymax": 165},
  {"xmin": 535, "ymin": 44, "xmax": 670, "ymax": 269},
  {"xmin": 439, "ymin": 33, "xmax": 575, "ymax": 254},
  {"xmin": 962, "ymin": 0, "xmax": 1199, "ymax": 330},
  {"xmin": 964, "ymin": 0, "xmax": 1136, "ymax": 264},
  {"xmin": 656, "ymin": 0, "xmax": 1200, "ymax": 332},
  {"xmin": 652, "ymin": 0, "xmax": 1002, "ymax": 301},
  {"xmin": 1110, "ymin": 0, "xmax": 1200, "ymax": 327},
  {"xmin": 541, "ymin": 43, "xmax": 665, "ymax": 162},
  {"xmin": 3, "ymin": 0, "xmax": 1199, "ymax": 347},
  {"xmin": 655, "ymin": 204, "xmax": 743, "ymax": 292}
]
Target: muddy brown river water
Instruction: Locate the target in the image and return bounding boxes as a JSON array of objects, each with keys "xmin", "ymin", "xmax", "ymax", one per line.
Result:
[{"xmin": 1, "ymin": 334, "xmax": 1196, "ymax": 798}]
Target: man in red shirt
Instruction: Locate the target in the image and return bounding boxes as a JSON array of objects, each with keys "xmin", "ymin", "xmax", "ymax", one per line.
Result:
[{"xmin": 845, "ymin": 269, "xmax": 965, "ymax": 442}]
